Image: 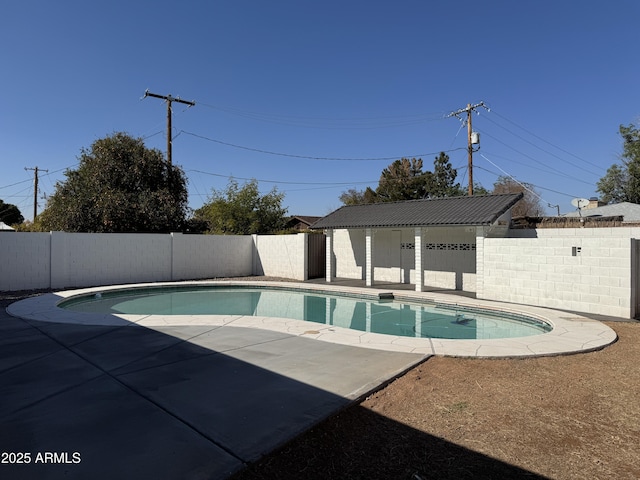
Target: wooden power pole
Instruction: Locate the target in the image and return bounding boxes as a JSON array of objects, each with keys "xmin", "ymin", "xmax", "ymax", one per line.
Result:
[
  {"xmin": 143, "ymin": 90, "xmax": 195, "ymax": 170},
  {"xmin": 447, "ymin": 101, "xmax": 489, "ymax": 196},
  {"xmin": 24, "ymin": 166, "xmax": 48, "ymax": 220}
]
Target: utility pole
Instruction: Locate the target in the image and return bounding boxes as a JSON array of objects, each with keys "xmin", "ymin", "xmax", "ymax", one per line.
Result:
[
  {"xmin": 447, "ymin": 101, "xmax": 489, "ymax": 196},
  {"xmin": 142, "ymin": 90, "xmax": 195, "ymax": 171},
  {"xmin": 25, "ymin": 166, "xmax": 48, "ymax": 220}
]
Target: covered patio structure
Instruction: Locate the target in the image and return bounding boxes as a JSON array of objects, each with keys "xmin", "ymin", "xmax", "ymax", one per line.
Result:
[{"xmin": 312, "ymin": 194, "xmax": 523, "ymax": 293}]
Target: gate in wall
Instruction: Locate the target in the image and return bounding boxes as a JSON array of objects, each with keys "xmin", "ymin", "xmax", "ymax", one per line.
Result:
[{"xmin": 307, "ymin": 233, "xmax": 326, "ymax": 279}]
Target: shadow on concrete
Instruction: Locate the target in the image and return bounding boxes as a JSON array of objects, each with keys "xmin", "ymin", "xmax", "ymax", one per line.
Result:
[{"xmin": 1, "ymin": 300, "xmax": 543, "ymax": 480}]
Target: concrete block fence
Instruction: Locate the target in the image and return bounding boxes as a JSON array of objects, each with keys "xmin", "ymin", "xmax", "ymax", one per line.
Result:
[
  {"xmin": 0, "ymin": 232, "xmax": 311, "ymax": 292},
  {"xmin": 2, "ymin": 227, "xmax": 639, "ymax": 319},
  {"xmin": 477, "ymin": 227, "xmax": 640, "ymax": 319}
]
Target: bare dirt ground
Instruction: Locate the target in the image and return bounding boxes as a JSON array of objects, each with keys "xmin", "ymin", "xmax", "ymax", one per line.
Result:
[{"xmin": 3, "ymin": 287, "xmax": 639, "ymax": 479}]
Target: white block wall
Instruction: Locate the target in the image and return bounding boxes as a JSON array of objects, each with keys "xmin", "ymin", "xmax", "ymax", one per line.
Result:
[
  {"xmin": 50, "ymin": 232, "xmax": 173, "ymax": 289},
  {"xmin": 421, "ymin": 227, "xmax": 477, "ymax": 291},
  {"xmin": 334, "ymin": 229, "xmax": 365, "ymax": 279},
  {"xmin": 0, "ymin": 232, "xmax": 268, "ymax": 291},
  {"xmin": 0, "ymin": 233, "xmax": 51, "ymax": 290},
  {"xmin": 172, "ymin": 233, "xmax": 253, "ymax": 280},
  {"xmin": 479, "ymin": 227, "xmax": 640, "ymax": 318},
  {"xmin": 253, "ymin": 233, "xmax": 307, "ymax": 281}
]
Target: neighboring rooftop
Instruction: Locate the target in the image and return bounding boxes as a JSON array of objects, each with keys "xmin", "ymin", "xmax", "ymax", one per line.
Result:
[
  {"xmin": 311, "ymin": 193, "xmax": 523, "ymax": 229},
  {"xmin": 286, "ymin": 215, "xmax": 323, "ymax": 230},
  {"xmin": 563, "ymin": 201, "xmax": 640, "ymax": 223}
]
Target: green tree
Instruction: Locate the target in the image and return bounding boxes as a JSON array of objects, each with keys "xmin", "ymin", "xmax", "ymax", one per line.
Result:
[
  {"xmin": 12, "ymin": 220, "xmax": 47, "ymax": 232},
  {"xmin": 492, "ymin": 176, "xmax": 545, "ymax": 217},
  {"xmin": 338, "ymin": 187, "xmax": 377, "ymax": 206},
  {"xmin": 0, "ymin": 200, "xmax": 24, "ymax": 225},
  {"xmin": 596, "ymin": 164, "xmax": 627, "ymax": 203},
  {"xmin": 194, "ymin": 179, "xmax": 288, "ymax": 234},
  {"xmin": 597, "ymin": 124, "xmax": 640, "ymax": 203},
  {"xmin": 431, "ymin": 152, "xmax": 464, "ymax": 197},
  {"xmin": 376, "ymin": 157, "xmax": 430, "ymax": 201},
  {"xmin": 40, "ymin": 132, "xmax": 188, "ymax": 232},
  {"xmin": 472, "ymin": 182, "xmax": 490, "ymax": 196},
  {"xmin": 339, "ymin": 153, "xmax": 466, "ymax": 205}
]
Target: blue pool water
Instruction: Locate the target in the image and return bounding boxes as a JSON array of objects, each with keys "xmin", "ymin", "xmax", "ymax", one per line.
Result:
[{"xmin": 60, "ymin": 286, "xmax": 552, "ymax": 340}]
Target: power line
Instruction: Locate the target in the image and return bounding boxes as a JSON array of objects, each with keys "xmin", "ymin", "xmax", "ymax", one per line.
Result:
[
  {"xmin": 197, "ymin": 101, "xmax": 446, "ymax": 129},
  {"xmin": 479, "ymin": 149, "xmax": 595, "ymax": 186},
  {"xmin": 481, "ymin": 113, "xmax": 603, "ymax": 177},
  {"xmin": 180, "ymin": 130, "xmax": 465, "ymax": 161},
  {"xmin": 490, "ymin": 109, "xmax": 604, "ymax": 171},
  {"xmin": 0, "ymin": 178, "xmax": 32, "ymax": 190},
  {"xmin": 478, "ymin": 154, "xmax": 581, "ymax": 200},
  {"xmin": 475, "ymin": 164, "xmax": 582, "ymax": 199},
  {"xmin": 476, "ymin": 129, "xmax": 596, "ymax": 182},
  {"xmin": 187, "ymin": 169, "xmax": 377, "ymax": 186},
  {"xmin": 479, "ymin": 153, "xmax": 547, "ymax": 203}
]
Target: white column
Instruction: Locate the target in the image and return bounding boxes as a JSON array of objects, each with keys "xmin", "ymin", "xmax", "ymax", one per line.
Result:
[
  {"xmin": 325, "ymin": 229, "xmax": 334, "ymax": 282},
  {"xmin": 414, "ymin": 227, "xmax": 424, "ymax": 292},
  {"xmin": 365, "ymin": 228, "xmax": 374, "ymax": 287},
  {"xmin": 475, "ymin": 226, "xmax": 484, "ymax": 298}
]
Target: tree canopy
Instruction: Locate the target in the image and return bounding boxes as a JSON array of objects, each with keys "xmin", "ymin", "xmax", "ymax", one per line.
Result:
[
  {"xmin": 597, "ymin": 124, "xmax": 640, "ymax": 204},
  {"xmin": 40, "ymin": 132, "xmax": 188, "ymax": 233},
  {"xmin": 0, "ymin": 199, "xmax": 24, "ymax": 225},
  {"xmin": 194, "ymin": 179, "xmax": 288, "ymax": 234},
  {"xmin": 339, "ymin": 153, "xmax": 465, "ymax": 205},
  {"xmin": 492, "ymin": 176, "xmax": 545, "ymax": 217}
]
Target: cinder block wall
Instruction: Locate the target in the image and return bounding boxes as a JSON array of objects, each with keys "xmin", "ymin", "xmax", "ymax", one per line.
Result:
[
  {"xmin": 172, "ymin": 233, "xmax": 253, "ymax": 280},
  {"xmin": 334, "ymin": 229, "xmax": 365, "ymax": 279},
  {"xmin": 421, "ymin": 227, "xmax": 477, "ymax": 291},
  {"xmin": 0, "ymin": 232, "xmax": 258, "ymax": 291},
  {"xmin": 478, "ymin": 227, "xmax": 640, "ymax": 318},
  {"xmin": 253, "ymin": 233, "xmax": 307, "ymax": 281},
  {"xmin": 50, "ymin": 232, "xmax": 173, "ymax": 289}
]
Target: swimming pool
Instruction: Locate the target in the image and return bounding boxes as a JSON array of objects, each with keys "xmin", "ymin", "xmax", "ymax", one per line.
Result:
[
  {"xmin": 60, "ymin": 285, "xmax": 552, "ymax": 340},
  {"xmin": 7, "ymin": 280, "xmax": 618, "ymax": 357}
]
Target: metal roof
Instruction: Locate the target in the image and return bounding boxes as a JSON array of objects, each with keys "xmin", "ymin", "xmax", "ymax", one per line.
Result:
[{"xmin": 311, "ymin": 193, "xmax": 523, "ymax": 229}]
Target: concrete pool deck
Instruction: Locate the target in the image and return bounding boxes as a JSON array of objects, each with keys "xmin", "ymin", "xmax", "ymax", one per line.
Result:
[{"xmin": 1, "ymin": 280, "xmax": 617, "ymax": 479}]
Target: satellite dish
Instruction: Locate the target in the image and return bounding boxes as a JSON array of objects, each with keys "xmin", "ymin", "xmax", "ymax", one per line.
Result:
[{"xmin": 571, "ymin": 198, "xmax": 590, "ymax": 209}]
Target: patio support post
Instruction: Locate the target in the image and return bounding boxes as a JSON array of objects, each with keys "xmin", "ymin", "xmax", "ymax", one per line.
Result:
[
  {"xmin": 475, "ymin": 226, "xmax": 485, "ymax": 298},
  {"xmin": 365, "ymin": 228, "xmax": 374, "ymax": 287},
  {"xmin": 414, "ymin": 227, "xmax": 424, "ymax": 292},
  {"xmin": 325, "ymin": 229, "xmax": 334, "ymax": 282}
]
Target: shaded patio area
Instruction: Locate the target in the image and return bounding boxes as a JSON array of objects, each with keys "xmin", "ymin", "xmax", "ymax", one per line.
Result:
[{"xmin": 305, "ymin": 277, "xmax": 478, "ymax": 298}]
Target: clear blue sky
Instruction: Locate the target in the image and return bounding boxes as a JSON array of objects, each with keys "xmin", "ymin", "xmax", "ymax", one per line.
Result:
[{"xmin": 1, "ymin": 1, "xmax": 638, "ymax": 221}]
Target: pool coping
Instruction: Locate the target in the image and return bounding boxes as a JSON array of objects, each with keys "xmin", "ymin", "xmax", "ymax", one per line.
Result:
[{"xmin": 6, "ymin": 280, "xmax": 618, "ymax": 358}]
